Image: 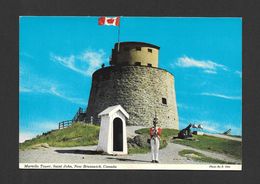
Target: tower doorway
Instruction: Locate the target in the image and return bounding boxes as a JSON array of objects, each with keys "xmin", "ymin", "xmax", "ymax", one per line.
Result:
[{"xmin": 113, "ymin": 118, "xmax": 123, "ymax": 151}]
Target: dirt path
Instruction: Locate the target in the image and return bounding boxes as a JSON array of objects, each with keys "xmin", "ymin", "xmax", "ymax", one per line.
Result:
[
  {"xmin": 19, "ymin": 126, "xmax": 241, "ymax": 164},
  {"xmin": 19, "ymin": 144, "xmax": 192, "ymax": 164},
  {"xmin": 19, "ymin": 142, "xmax": 241, "ymax": 164}
]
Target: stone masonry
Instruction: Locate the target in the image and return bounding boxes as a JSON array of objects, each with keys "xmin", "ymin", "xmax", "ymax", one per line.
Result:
[{"xmin": 85, "ymin": 42, "xmax": 179, "ymax": 129}]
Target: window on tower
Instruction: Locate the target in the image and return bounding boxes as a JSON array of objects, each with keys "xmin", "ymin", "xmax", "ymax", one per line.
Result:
[
  {"xmin": 136, "ymin": 47, "xmax": 141, "ymax": 51},
  {"xmin": 162, "ymin": 98, "xmax": 167, "ymax": 105},
  {"xmin": 148, "ymin": 48, "xmax": 152, "ymax": 53}
]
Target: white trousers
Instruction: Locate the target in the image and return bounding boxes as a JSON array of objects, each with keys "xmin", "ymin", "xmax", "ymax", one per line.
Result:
[{"xmin": 151, "ymin": 137, "xmax": 160, "ymax": 161}]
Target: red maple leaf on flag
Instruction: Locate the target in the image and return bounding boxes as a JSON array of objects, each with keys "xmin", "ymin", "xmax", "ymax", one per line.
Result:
[{"xmin": 106, "ymin": 18, "xmax": 115, "ymax": 24}]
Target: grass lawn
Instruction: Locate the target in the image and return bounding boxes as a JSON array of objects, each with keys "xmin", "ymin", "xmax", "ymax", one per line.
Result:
[
  {"xmin": 19, "ymin": 123, "xmax": 100, "ymax": 150},
  {"xmin": 174, "ymin": 134, "xmax": 242, "ymax": 159},
  {"xmin": 135, "ymin": 128, "xmax": 179, "ymax": 140},
  {"xmin": 128, "ymin": 146, "xmax": 151, "ymax": 154},
  {"xmin": 179, "ymin": 149, "xmax": 236, "ymax": 164},
  {"xmin": 134, "ymin": 128, "xmax": 241, "ymax": 160},
  {"xmin": 20, "ymin": 125, "xmax": 242, "ymax": 160}
]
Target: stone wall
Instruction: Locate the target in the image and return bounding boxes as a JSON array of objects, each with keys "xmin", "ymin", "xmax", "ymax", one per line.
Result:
[
  {"xmin": 115, "ymin": 46, "xmax": 159, "ymax": 67},
  {"xmin": 85, "ymin": 65, "xmax": 179, "ymax": 129},
  {"xmin": 110, "ymin": 42, "xmax": 159, "ymax": 67}
]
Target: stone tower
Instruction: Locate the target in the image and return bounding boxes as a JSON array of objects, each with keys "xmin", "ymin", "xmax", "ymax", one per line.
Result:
[{"xmin": 85, "ymin": 42, "xmax": 179, "ymax": 129}]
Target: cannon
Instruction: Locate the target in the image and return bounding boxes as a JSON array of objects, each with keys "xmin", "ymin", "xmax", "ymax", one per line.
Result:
[
  {"xmin": 223, "ymin": 129, "xmax": 232, "ymax": 135},
  {"xmin": 178, "ymin": 123, "xmax": 193, "ymax": 139}
]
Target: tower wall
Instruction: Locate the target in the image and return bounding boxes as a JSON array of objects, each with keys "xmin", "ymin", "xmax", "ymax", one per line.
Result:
[
  {"xmin": 110, "ymin": 42, "xmax": 159, "ymax": 67},
  {"xmin": 85, "ymin": 65, "xmax": 179, "ymax": 129}
]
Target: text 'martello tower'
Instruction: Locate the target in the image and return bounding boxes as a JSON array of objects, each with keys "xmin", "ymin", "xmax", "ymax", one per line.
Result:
[{"xmin": 85, "ymin": 42, "xmax": 179, "ymax": 129}]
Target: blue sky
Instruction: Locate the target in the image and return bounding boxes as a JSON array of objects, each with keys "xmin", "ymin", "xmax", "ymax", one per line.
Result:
[{"xmin": 19, "ymin": 16, "xmax": 242, "ymax": 142}]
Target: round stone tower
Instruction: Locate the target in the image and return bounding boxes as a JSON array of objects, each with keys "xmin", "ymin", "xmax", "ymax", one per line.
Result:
[{"xmin": 85, "ymin": 42, "xmax": 179, "ymax": 129}]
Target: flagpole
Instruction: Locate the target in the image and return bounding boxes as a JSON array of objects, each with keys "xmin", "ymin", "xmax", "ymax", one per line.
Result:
[{"xmin": 117, "ymin": 17, "xmax": 121, "ymax": 52}]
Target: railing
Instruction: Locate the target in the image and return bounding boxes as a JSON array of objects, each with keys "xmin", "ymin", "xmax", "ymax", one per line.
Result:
[
  {"xmin": 72, "ymin": 107, "xmax": 84, "ymax": 122},
  {"xmin": 58, "ymin": 120, "xmax": 73, "ymax": 129},
  {"xmin": 58, "ymin": 107, "xmax": 86, "ymax": 129}
]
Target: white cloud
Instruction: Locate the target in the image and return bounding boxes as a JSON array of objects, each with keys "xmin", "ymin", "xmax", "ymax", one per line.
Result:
[
  {"xmin": 19, "ymin": 65, "xmax": 86, "ymax": 105},
  {"xmin": 175, "ymin": 56, "xmax": 228, "ymax": 74},
  {"xmin": 20, "ymin": 52, "xmax": 34, "ymax": 59},
  {"xmin": 201, "ymin": 92, "xmax": 241, "ymax": 100},
  {"xmin": 48, "ymin": 86, "xmax": 86, "ymax": 105},
  {"xmin": 80, "ymin": 50, "xmax": 106, "ymax": 76},
  {"xmin": 51, "ymin": 49, "xmax": 106, "ymax": 77},
  {"xmin": 19, "ymin": 132, "xmax": 37, "ymax": 143},
  {"xmin": 29, "ymin": 84, "xmax": 86, "ymax": 105},
  {"xmin": 177, "ymin": 103, "xmax": 190, "ymax": 110},
  {"xmin": 204, "ymin": 70, "xmax": 217, "ymax": 74},
  {"xmin": 201, "ymin": 121, "xmax": 220, "ymax": 133},
  {"xmin": 223, "ymin": 123, "xmax": 242, "ymax": 135},
  {"xmin": 19, "ymin": 86, "xmax": 32, "ymax": 93},
  {"xmin": 235, "ymin": 70, "xmax": 242, "ymax": 78},
  {"xmin": 36, "ymin": 121, "xmax": 58, "ymax": 131},
  {"xmin": 179, "ymin": 120, "xmax": 220, "ymax": 133},
  {"xmin": 20, "ymin": 121, "xmax": 59, "ymax": 143}
]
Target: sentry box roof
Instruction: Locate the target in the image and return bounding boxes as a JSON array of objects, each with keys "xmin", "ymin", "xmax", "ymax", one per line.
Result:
[{"xmin": 98, "ymin": 105, "xmax": 129, "ymax": 119}]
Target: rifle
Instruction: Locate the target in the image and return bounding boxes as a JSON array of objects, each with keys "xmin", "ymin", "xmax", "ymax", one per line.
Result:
[
  {"xmin": 151, "ymin": 123, "xmax": 160, "ymax": 143},
  {"xmin": 150, "ymin": 113, "xmax": 160, "ymax": 144}
]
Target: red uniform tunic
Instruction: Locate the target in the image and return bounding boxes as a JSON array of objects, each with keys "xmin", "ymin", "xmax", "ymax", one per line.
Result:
[{"xmin": 149, "ymin": 127, "xmax": 162, "ymax": 139}]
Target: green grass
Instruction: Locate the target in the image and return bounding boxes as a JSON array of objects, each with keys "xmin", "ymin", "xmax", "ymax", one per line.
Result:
[
  {"xmin": 179, "ymin": 149, "xmax": 236, "ymax": 164},
  {"xmin": 128, "ymin": 146, "xmax": 151, "ymax": 154},
  {"xmin": 134, "ymin": 128, "xmax": 241, "ymax": 159},
  {"xmin": 174, "ymin": 134, "xmax": 242, "ymax": 159},
  {"xmin": 19, "ymin": 122, "xmax": 100, "ymax": 150},
  {"xmin": 19, "ymin": 125, "xmax": 242, "ymax": 160},
  {"xmin": 135, "ymin": 128, "xmax": 179, "ymax": 140}
]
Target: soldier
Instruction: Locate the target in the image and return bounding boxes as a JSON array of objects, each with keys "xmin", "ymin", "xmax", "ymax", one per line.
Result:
[{"xmin": 150, "ymin": 116, "xmax": 162, "ymax": 163}]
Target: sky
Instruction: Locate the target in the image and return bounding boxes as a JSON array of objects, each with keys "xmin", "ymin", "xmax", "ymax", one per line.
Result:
[{"xmin": 19, "ymin": 16, "xmax": 242, "ymax": 142}]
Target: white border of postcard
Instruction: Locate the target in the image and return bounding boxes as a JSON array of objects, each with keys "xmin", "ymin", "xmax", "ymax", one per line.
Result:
[{"xmin": 20, "ymin": 163, "xmax": 242, "ymax": 170}]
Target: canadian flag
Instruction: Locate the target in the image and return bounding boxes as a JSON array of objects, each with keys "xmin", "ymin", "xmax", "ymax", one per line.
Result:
[{"xmin": 98, "ymin": 16, "xmax": 120, "ymax": 26}]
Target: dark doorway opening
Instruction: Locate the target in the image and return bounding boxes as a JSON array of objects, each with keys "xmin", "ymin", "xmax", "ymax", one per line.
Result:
[{"xmin": 113, "ymin": 118, "xmax": 123, "ymax": 151}]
